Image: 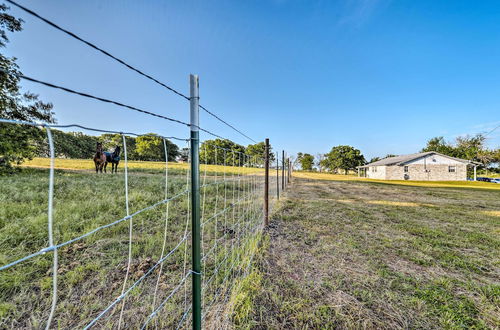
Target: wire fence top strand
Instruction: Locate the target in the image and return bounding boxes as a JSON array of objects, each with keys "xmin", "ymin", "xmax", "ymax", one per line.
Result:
[{"xmin": 8, "ymin": 0, "xmax": 258, "ymax": 143}]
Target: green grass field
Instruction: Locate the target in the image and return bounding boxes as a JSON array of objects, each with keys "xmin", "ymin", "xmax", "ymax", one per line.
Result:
[
  {"xmin": 238, "ymin": 177, "xmax": 500, "ymax": 329},
  {"xmin": 0, "ymin": 160, "xmax": 266, "ymax": 328},
  {"xmin": 3, "ymin": 159, "xmax": 499, "ymax": 328}
]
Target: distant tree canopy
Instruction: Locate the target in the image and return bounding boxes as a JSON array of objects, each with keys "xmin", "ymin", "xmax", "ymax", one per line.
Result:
[
  {"xmin": 384, "ymin": 154, "xmax": 398, "ymax": 158},
  {"xmin": 0, "ymin": 4, "xmax": 55, "ymax": 172},
  {"xmin": 455, "ymin": 135, "xmax": 487, "ymax": 161},
  {"xmin": 369, "ymin": 156, "xmax": 381, "ymax": 164},
  {"xmin": 321, "ymin": 145, "xmax": 365, "ymax": 174},
  {"xmin": 135, "ymin": 134, "xmax": 179, "ymax": 161},
  {"xmin": 33, "ymin": 130, "xmax": 179, "ymax": 161},
  {"xmin": 200, "ymin": 139, "xmax": 246, "ymax": 166},
  {"xmin": 421, "ymin": 136, "xmax": 456, "ymax": 156},
  {"xmin": 36, "ymin": 130, "xmax": 98, "ymax": 159},
  {"xmin": 245, "ymin": 141, "xmax": 275, "ymax": 165},
  {"xmin": 297, "ymin": 153, "xmax": 314, "ymax": 171},
  {"xmin": 421, "ymin": 134, "xmax": 499, "ymax": 168}
]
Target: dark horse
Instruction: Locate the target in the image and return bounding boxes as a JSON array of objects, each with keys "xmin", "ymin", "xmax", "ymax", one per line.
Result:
[
  {"xmin": 104, "ymin": 146, "xmax": 121, "ymax": 173},
  {"xmin": 93, "ymin": 142, "xmax": 106, "ymax": 173}
]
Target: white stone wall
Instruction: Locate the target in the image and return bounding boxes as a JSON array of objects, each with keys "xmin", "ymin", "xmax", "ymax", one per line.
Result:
[
  {"xmin": 365, "ymin": 154, "xmax": 469, "ymax": 181},
  {"xmin": 399, "ymin": 154, "xmax": 467, "ymax": 181},
  {"xmin": 366, "ymin": 165, "xmax": 386, "ymax": 179},
  {"xmin": 385, "ymin": 164, "xmax": 467, "ymax": 181}
]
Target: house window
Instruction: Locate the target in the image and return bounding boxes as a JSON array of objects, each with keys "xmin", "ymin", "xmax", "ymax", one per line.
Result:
[
  {"xmin": 448, "ymin": 166, "xmax": 456, "ymax": 173},
  {"xmin": 372, "ymin": 167, "xmax": 377, "ymax": 172},
  {"xmin": 404, "ymin": 166, "xmax": 409, "ymax": 173}
]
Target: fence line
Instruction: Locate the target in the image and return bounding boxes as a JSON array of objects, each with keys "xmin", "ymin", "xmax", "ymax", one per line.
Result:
[
  {"xmin": 0, "ymin": 116, "xmax": 291, "ymax": 328},
  {"xmin": 0, "ymin": 3, "xmax": 294, "ymax": 327}
]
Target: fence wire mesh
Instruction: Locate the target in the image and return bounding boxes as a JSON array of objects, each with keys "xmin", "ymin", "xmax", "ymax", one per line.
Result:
[
  {"xmin": 0, "ymin": 5, "xmax": 289, "ymax": 324},
  {"xmin": 0, "ymin": 120, "xmax": 286, "ymax": 329}
]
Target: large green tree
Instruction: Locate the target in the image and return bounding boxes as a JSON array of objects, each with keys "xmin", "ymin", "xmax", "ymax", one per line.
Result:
[
  {"xmin": 135, "ymin": 134, "xmax": 179, "ymax": 161},
  {"xmin": 245, "ymin": 141, "xmax": 275, "ymax": 165},
  {"xmin": 321, "ymin": 145, "xmax": 365, "ymax": 174},
  {"xmin": 0, "ymin": 4, "xmax": 55, "ymax": 171},
  {"xmin": 454, "ymin": 134, "xmax": 486, "ymax": 161},
  {"xmin": 421, "ymin": 136, "xmax": 456, "ymax": 156},
  {"xmin": 298, "ymin": 153, "xmax": 314, "ymax": 171},
  {"xmin": 200, "ymin": 139, "xmax": 245, "ymax": 166}
]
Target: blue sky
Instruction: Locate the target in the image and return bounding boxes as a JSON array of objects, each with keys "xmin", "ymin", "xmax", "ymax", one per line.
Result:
[{"xmin": 5, "ymin": 0, "xmax": 500, "ymax": 159}]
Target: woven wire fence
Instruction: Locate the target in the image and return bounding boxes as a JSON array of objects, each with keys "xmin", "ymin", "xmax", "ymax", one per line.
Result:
[
  {"xmin": 0, "ymin": 2, "xmax": 290, "ymax": 327},
  {"xmin": 0, "ymin": 120, "xmax": 286, "ymax": 329}
]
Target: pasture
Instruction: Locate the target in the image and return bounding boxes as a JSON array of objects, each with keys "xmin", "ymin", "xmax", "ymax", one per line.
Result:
[
  {"xmin": 0, "ymin": 158, "xmax": 267, "ymax": 328},
  {"xmin": 21, "ymin": 157, "xmax": 264, "ymax": 175},
  {"xmin": 3, "ymin": 160, "xmax": 499, "ymax": 328},
  {"xmin": 238, "ymin": 174, "xmax": 500, "ymax": 329}
]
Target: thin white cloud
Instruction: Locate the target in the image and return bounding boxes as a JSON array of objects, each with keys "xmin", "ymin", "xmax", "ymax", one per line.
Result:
[
  {"xmin": 338, "ymin": 0, "xmax": 390, "ymax": 28},
  {"xmin": 470, "ymin": 120, "xmax": 500, "ymax": 131},
  {"xmin": 448, "ymin": 121, "xmax": 500, "ymax": 148}
]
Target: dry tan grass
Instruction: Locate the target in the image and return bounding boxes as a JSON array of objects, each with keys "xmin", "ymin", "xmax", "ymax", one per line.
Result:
[
  {"xmin": 367, "ymin": 200, "xmax": 436, "ymax": 207},
  {"xmin": 336, "ymin": 199, "xmax": 356, "ymax": 204},
  {"xmin": 482, "ymin": 210, "xmax": 500, "ymax": 217},
  {"xmin": 240, "ymin": 177, "xmax": 500, "ymax": 329}
]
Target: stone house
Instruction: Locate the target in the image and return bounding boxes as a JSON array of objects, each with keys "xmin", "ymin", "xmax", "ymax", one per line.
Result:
[{"xmin": 357, "ymin": 152, "xmax": 479, "ymax": 181}]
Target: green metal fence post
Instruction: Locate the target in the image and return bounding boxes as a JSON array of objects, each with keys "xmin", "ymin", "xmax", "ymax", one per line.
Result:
[
  {"xmin": 276, "ymin": 152, "xmax": 279, "ymax": 200},
  {"xmin": 282, "ymin": 150, "xmax": 285, "ymax": 190},
  {"xmin": 264, "ymin": 138, "xmax": 269, "ymax": 226},
  {"xmin": 189, "ymin": 74, "xmax": 201, "ymax": 330}
]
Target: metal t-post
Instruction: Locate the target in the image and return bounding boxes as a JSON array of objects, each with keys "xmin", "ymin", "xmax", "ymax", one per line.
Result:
[
  {"xmin": 288, "ymin": 158, "xmax": 291, "ymax": 184},
  {"xmin": 189, "ymin": 74, "xmax": 201, "ymax": 330},
  {"xmin": 282, "ymin": 150, "xmax": 285, "ymax": 190},
  {"xmin": 276, "ymin": 152, "xmax": 279, "ymax": 200},
  {"xmin": 264, "ymin": 138, "xmax": 269, "ymax": 226}
]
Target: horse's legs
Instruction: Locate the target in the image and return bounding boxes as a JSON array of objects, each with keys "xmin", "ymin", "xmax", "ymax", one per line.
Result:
[
  {"xmin": 104, "ymin": 162, "xmax": 107, "ymax": 173},
  {"xmin": 95, "ymin": 162, "xmax": 98, "ymax": 173}
]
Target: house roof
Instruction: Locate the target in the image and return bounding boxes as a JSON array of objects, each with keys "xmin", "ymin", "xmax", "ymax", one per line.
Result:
[{"xmin": 357, "ymin": 152, "xmax": 479, "ymax": 168}]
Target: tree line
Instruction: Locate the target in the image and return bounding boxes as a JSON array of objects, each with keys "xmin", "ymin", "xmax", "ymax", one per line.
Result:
[
  {"xmin": 1, "ymin": 123, "xmax": 277, "ymax": 171},
  {"xmin": 34, "ymin": 130, "xmax": 180, "ymax": 161},
  {"xmin": 294, "ymin": 134, "xmax": 500, "ymax": 174},
  {"xmin": 199, "ymin": 139, "xmax": 275, "ymax": 166},
  {"xmin": 295, "ymin": 146, "xmax": 365, "ymax": 174}
]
